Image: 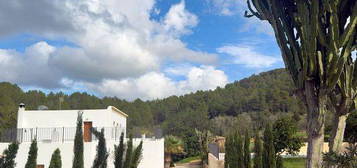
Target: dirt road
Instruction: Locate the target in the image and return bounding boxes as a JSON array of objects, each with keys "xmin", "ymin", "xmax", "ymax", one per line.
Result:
[{"xmin": 175, "ymin": 160, "xmax": 201, "ymax": 168}]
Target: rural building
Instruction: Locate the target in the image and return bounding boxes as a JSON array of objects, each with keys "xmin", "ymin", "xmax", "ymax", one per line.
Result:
[{"xmin": 0, "ymin": 104, "xmax": 164, "ymax": 168}]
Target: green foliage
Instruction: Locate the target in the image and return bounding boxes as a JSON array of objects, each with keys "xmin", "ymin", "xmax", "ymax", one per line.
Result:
[
  {"xmin": 273, "ymin": 117, "xmax": 303, "ymax": 155},
  {"xmin": 25, "ymin": 139, "xmax": 38, "ymax": 168},
  {"xmin": 282, "ymin": 158, "xmax": 305, "ymax": 168},
  {"xmin": 245, "ymin": 0, "xmax": 357, "ymax": 166},
  {"xmin": 235, "ymin": 132, "xmax": 244, "ymax": 168},
  {"xmin": 114, "ymin": 132, "xmax": 125, "ymax": 168},
  {"xmin": 323, "ymin": 143, "xmax": 357, "ymax": 168},
  {"xmin": 0, "ymin": 69, "xmax": 306, "ymax": 138},
  {"xmin": 345, "ymin": 111, "xmax": 357, "ymax": 143},
  {"xmin": 253, "ymin": 133, "xmax": 263, "ymax": 168},
  {"xmin": 131, "ymin": 141, "xmax": 143, "ymax": 168},
  {"xmin": 183, "ymin": 132, "xmax": 200, "ymax": 157},
  {"xmin": 263, "ymin": 125, "xmax": 276, "ymax": 168},
  {"xmin": 224, "ymin": 134, "xmax": 233, "ymax": 168},
  {"xmin": 49, "ymin": 148, "xmax": 62, "ymax": 168},
  {"xmin": 195, "ymin": 129, "xmax": 213, "ymax": 166},
  {"xmin": 276, "ymin": 156, "xmax": 283, "ymax": 168},
  {"xmin": 123, "ymin": 136, "xmax": 133, "ymax": 168},
  {"xmin": 92, "ymin": 128, "xmax": 108, "ymax": 168},
  {"xmin": 72, "ymin": 112, "xmax": 84, "ymax": 168},
  {"xmin": 176, "ymin": 156, "xmax": 201, "ymax": 164},
  {"xmin": 165, "ymin": 135, "xmax": 184, "ymax": 166},
  {"xmin": 244, "ymin": 131, "xmax": 252, "ymax": 168},
  {"xmin": 114, "ymin": 133, "xmax": 143, "ymax": 168},
  {"xmin": 224, "ymin": 131, "xmax": 244, "ymax": 168},
  {"xmin": 0, "ymin": 142, "xmax": 19, "ymax": 168}
]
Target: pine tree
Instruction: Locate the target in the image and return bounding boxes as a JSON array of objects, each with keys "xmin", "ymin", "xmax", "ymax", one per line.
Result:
[
  {"xmin": 123, "ymin": 136, "xmax": 133, "ymax": 168},
  {"xmin": 253, "ymin": 133, "xmax": 263, "ymax": 168},
  {"xmin": 92, "ymin": 128, "xmax": 108, "ymax": 168},
  {"xmin": 25, "ymin": 139, "xmax": 38, "ymax": 168},
  {"xmin": 244, "ymin": 131, "xmax": 251, "ymax": 168},
  {"xmin": 49, "ymin": 148, "xmax": 62, "ymax": 168},
  {"xmin": 114, "ymin": 132, "xmax": 125, "ymax": 168},
  {"xmin": 130, "ymin": 141, "xmax": 143, "ymax": 168},
  {"xmin": 0, "ymin": 142, "xmax": 19, "ymax": 168},
  {"xmin": 263, "ymin": 125, "xmax": 276, "ymax": 168},
  {"xmin": 72, "ymin": 112, "xmax": 84, "ymax": 168}
]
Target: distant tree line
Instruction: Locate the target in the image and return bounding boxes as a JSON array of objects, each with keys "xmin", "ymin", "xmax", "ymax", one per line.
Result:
[{"xmin": 0, "ymin": 69, "xmax": 356, "ymax": 163}]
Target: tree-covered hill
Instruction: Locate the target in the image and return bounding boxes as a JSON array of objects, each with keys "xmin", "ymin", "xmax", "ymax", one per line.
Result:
[{"xmin": 0, "ymin": 69, "xmax": 306, "ymax": 136}]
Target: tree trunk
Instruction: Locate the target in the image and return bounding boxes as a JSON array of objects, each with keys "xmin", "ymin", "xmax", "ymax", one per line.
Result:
[
  {"xmin": 164, "ymin": 153, "xmax": 172, "ymax": 168},
  {"xmin": 305, "ymin": 81, "xmax": 326, "ymax": 168},
  {"xmin": 329, "ymin": 113, "xmax": 348, "ymax": 153}
]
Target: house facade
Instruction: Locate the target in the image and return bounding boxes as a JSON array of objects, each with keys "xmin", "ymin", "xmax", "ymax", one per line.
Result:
[{"xmin": 0, "ymin": 104, "xmax": 164, "ymax": 168}]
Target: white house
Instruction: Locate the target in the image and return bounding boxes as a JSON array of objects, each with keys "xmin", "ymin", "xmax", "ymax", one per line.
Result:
[{"xmin": 0, "ymin": 104, "xmax": 164, "ymax": 168}]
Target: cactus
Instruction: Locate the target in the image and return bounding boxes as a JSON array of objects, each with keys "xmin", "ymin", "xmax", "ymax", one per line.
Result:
[
  {"xmin": 245, "ymin": 1, "xmax": 356, "ymax": 168},
  {"xmin": 329, "ymin": 54, "xmax": 357, "ymax": 153}
]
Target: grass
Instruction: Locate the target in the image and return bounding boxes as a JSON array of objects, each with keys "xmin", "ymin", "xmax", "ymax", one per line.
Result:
[
  {"xmin": 176, "ymin": 156, "xmax": 201, "ymax": 164},
  {"xmin": 283, "ymin": 158, "xmax": 306, "ymax": 168}
]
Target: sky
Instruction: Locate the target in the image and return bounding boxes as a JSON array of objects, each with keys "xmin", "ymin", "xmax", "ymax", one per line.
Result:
[{"xmin": 0, "ymin": 0, "xmax": 284, "ymax": 101}]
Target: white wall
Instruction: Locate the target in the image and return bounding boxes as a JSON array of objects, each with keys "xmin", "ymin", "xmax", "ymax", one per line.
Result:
[
  {"xmin": 19, "ymin": 109, "xmax": 107, "ymax": 128},
  {"xmin": 17, "ymin": 106, "xmax": 127, "ymax": 129},
  {"xmin": 134, "ymin": 138, "xmax": 165, "ymax": 168},
  {"xmin": 0, "ymin": 138, "xmax": 164, "ymax": 168}
]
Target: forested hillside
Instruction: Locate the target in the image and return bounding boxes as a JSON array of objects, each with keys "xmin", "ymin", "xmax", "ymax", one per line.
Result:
[{"xmin": 0, "ymin": 69, "xmax": 306, "ymax": 136}]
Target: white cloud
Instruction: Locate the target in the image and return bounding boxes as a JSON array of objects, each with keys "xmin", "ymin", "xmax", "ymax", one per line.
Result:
[
  {"xmin": 217, "ymin": 45, "xmax": 280, "ymax": 68},
  {"xmin": 164, "ymin": 0, "xmax": 198, "ymax": 35},
  {"xmin": 0, "ymin": 0, "xmax": 218, "ymax": 91},
  {"xmin": 88, "ymin": 66, "xmax": 228, "ymax": 100},
  {"xmin": 207, "ymin": 0, "xmax": 245, "ymax": 16},
  {"xmin": 0, "ymin": 42, "xmax": 62, "ymax": 88},
  {"xmin": 206, "ymin": 0, "xmax": 273, "ymax": 35}
]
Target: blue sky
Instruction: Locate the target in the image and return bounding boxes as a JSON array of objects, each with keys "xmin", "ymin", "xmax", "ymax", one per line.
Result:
[{"xmin": 0, "ymin": 0, "xmax": 283, "ymax": 100}]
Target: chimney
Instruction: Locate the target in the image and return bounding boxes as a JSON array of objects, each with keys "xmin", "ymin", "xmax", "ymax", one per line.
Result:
[
  {"xmin": 19, "ymin": 103, "xmax": 25, "ymax": 110},
  {"xmin": 17, "ymin": 103, "xmax": 25, "ymax": 128}
]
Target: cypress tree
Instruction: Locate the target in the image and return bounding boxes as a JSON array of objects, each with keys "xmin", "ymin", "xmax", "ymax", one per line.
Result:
[
  {"xmin": 72, "ymin": 112, "xmax": 84, "ymax": 168},
  {"xmin": 244, "ymin": 131, "xmax": 251, "ymax": 168},
  {"xmin": 276, "ymin": 156, "xmax": 283, "ymax": 168},
  {"xmin": 49, "ymin": 148, "xmax": 62, "ymax": 168},
  {"xmin": 235, "ymin": 132, "xmax": 244, "ymax": 168},
  {"xmin": 263, "ymin": 125, "xmax": 276, "ymax": 168},
  {"xmin": 0, "ymin": 142, "xmax": 19, "ymax": 168},
  {"xmin": 25, "ymin": 139, "xmax": 38, "ymax": 168},
  {"xmin": 224, "ymin": 134, "xmax": 233, "ymax": 168},
  {"xmin": 253, "ymin": 133, "xmax": 263, "ymax": 168},
  {"xmin": 114, "ymin": 132, "xmax": 125, "ymax": 168},
  {"xmin": 92, "ymin": 128, "xmax": 108, "ymax": 168},
  {"xmin": 130, "ymin": 141, "xmax": 143, "ymax": 168},
  {"xmin": 123, "ymin": 136, "xmax": 133, "ymax": 168}
]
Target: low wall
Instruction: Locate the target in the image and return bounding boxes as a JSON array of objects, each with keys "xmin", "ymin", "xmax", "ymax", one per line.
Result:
[
  {"xmin": 208, "ymin": 142, "xmax": 350, "ymax": 168},
  {"xmin": 280, "ymin": 142, "xmax": 350, "ymax": 157},
  {"xmin": 208, "ymin": 153, "xmax": 224, "ymax": 168},
  {"xmin": 0, "ymin": 138, "xmax": 164, "ymax": 168}
]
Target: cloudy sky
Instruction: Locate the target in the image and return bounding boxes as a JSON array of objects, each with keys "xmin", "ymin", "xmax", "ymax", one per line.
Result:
[{"xmin": 0, "ymin": 0, "xmax": 283, "ymax": 101}]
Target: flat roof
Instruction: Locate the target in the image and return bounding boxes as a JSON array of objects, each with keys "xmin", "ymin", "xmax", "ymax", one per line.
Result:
[{"xmin": 23, "ymin": 106, "xmax": 128, "ymax": 118}]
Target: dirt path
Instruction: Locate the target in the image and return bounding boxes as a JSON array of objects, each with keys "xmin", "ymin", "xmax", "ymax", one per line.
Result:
[{"xmin": 175, "ymin": 160, "xmax": 201, "ymax": 168}]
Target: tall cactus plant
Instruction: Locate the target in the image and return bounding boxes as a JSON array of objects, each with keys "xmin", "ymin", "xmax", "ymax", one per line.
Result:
[
  {"xmin": 245, "ymin": 1, "xmax": 356, "ymax": 168},
  {"xmin": 329, "ymin": 56, "xmax": 357, "ymax": 153}
]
